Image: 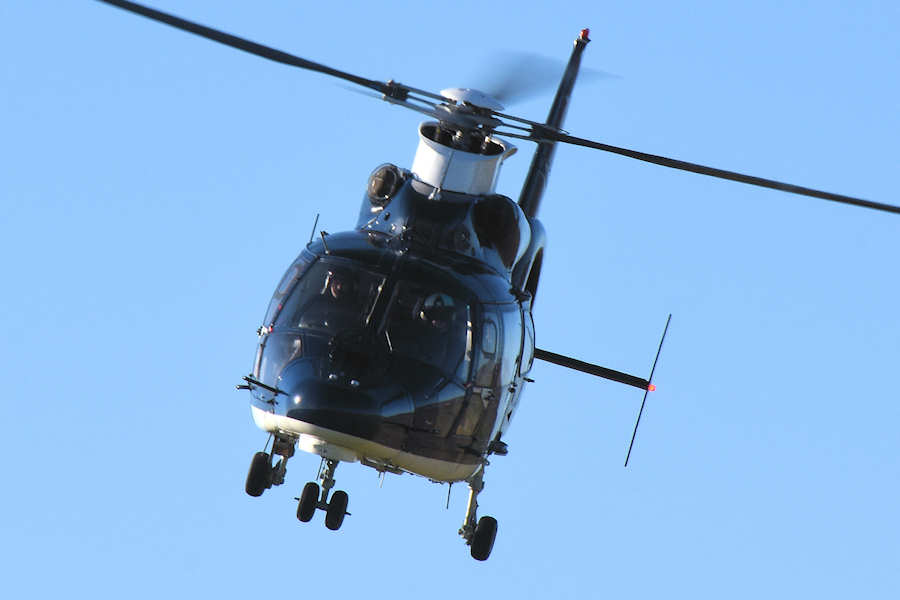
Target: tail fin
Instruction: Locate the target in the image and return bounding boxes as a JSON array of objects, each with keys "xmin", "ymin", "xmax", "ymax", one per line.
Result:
[{"xmin": 517, "ymin": 29, "xmax": 591, "ymax": 219}]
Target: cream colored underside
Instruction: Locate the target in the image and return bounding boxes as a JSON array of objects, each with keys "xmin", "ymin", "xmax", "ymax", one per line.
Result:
[{"xmin": 251, "ymin": 406, "xmax": 480, "ymax": 483}]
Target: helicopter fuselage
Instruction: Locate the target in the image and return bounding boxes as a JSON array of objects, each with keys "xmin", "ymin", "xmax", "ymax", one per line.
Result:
[{"xmin": 248, "ymin": 177, "xmax": 538, "ymax": 482}]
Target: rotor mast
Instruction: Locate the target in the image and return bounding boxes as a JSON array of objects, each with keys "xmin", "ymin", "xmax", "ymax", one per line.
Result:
[{"xmin": 518, "ymin": 29, "xmax": 591, "ymax": 219}]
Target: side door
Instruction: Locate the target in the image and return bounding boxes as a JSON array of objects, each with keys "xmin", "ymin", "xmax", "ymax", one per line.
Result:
[
  {"xmin": 496, "ymin": 301, "xmax": 526, "ymax": 439},
  {"xmin": 454, "ymin": 307, "xmax": 500, "ymax": 447}
]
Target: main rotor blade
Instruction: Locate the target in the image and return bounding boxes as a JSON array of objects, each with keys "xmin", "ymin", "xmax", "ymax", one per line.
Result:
[
  {"xmin": 96, "ymin": 0, "xmax": 392, "ymax": 96},
  {"xmin": 529, "ymin": 130, "xmax": 900, "ymax": 215},
  {"xmin": 470, "ymin": 51, "xmax": 617, "ymax": 107}
]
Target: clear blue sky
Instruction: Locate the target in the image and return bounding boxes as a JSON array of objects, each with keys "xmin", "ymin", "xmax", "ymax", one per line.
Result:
[{"xmin": 2, "ymin": 1, "xmax": 898, "ymax": 598}]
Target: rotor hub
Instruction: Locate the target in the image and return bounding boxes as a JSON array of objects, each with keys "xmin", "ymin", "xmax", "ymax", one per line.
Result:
[{"xmin": 440, "ymin": 88, "xmax": 505, "ymax": 112}]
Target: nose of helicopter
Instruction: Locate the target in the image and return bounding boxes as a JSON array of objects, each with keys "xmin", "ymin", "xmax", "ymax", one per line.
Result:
[
  {"xmin": 278, "ymin": 359, "xmax": 415, "ymax": 440},
  {"xmin": 284, "ymin": 378, "xmax": 381, "ymax": 438}
]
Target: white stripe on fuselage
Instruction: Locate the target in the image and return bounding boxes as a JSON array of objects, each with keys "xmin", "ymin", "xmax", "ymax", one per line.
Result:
[{"xmin": 250, "ymin": 406, "xmax": 480, "ymax": 483}]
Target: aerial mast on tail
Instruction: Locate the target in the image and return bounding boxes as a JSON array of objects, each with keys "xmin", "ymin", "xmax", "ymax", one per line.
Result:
[{"xmin": 518, "ymin": 29, "xmax": 591, "ymax": 219}]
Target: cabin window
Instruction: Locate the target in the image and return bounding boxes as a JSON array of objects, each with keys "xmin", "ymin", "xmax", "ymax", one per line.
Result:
[
  {"xmin": 499, "ymin": 304, "xmax": 522, "ymax": 385},
  {"xmin": 482, "ymin": 320, "xmax": 497, "ymax": 355},
  {"xmin": 473, "ymin": 313, "xmax": 500, "ymax": 388}
]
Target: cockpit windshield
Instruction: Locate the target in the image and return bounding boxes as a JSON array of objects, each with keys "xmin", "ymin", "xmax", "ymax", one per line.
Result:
[
  {"xmin": 382, "ymin": 280, "xmax": 471, "ymax": 379},
  {"xmin": 263, "ymin": 259, "xmax": 471, "ymax": 383},
  {"xmin": 275, "ymin": 261, "xmax": 385, "ymax": 333}
]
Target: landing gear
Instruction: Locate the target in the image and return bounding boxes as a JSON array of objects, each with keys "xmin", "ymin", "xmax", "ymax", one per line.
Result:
[
  {"xmin": 459, "ymin": 464, "xmax": 498, "ymax": 561},
  {"xmin": 245, "ymin": 451, "xmax": 272, "ymax": 497},
  {"xmin": 245, "ymin": 436, "xmax": 294, "ymax": 497},
  {"xmin": 245, "ymin": 437, "xmax": 351, "ymax": 529},
  {"xmin": 325, "ymin": 490, "xmax": 349, "ymax": 530},
  {"xmin": 471, "ymin": 516, "xmax": 498, "ymax": 561},
  {"xmin": 296, "ymin": 482, "xmax": 319, "ymax": 522},
  {"xmin": 294, "ymin": 458, "xmax": 351, "ymax": 530}
]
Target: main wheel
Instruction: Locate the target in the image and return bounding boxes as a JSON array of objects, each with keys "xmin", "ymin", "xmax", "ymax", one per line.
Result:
[
  {"xmin": 245, "ymin": 452, "xmax": 272, "ymax": 497},
  {"xmin": 470, "ymin": 516, "xmax": 498, "ymax": 561},
  {"xmin": 296, "ymin": 482, "xmax": 319, "ymax": 522},
  {"xmin": 325, "ymin": 490, "xmax": 349, "ymax": 531}
]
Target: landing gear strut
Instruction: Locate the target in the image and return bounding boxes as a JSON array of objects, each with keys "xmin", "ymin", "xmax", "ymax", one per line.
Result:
[
  {"xmin": 295, "ymin": 458, "xmax": 351, "ymax": 530},
  {"xmin": 459, "ymin": 464, "xmax": 498, "ymax": 561}
]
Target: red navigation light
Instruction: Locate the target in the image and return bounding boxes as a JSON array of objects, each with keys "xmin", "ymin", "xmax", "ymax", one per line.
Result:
[
  {"xmin": 580, "ymin": 28, "xmax": 590, "ymax": 41},
  {"xmin": 648, "ymin": 384, "xmax": 656, "ymax": 392}
]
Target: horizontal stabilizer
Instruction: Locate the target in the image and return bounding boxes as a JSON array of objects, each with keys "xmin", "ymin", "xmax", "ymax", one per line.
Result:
[{"xmin": 534, "ymin": 348, "xmax": 651, "ymax": 391}]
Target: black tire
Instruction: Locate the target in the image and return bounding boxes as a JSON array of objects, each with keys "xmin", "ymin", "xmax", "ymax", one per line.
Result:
[
  {"xmin": 324, "ymin": 490, "xmax": 349, "ymax": 531},
  {"xmin": 296, "ymin": 482, "xmax": 319, "ymax": 522},
  {"xmin": 470, "ymin": 516, "xmax": 498, "ymax": 561},
  {"xmin": 245, "ymin": 452, "xmax": 271, "ymax": 497}
]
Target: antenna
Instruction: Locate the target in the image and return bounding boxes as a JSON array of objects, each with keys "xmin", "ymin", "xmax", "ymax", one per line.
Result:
[
  {"xmin": 308, "ymin": 213, "xmax": 320, "ymax": 244},
  {"xmin": 624, "ymin": 314, "xmax": 672, "ymax": 467}
]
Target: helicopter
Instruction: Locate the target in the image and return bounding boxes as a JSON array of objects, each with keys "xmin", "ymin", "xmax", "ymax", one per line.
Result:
[{"xmin": 96, "ymin": 0, "xmax": 900, "ymax": 562}]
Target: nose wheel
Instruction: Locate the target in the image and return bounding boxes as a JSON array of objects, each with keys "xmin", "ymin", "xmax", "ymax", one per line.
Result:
[
  {"xmin": 294, "ymin": 458, "xmax": 351, "ymax": 530},
  {"xmin": 325, "ymin": 490, "xmax": 349, "ymax": 530},
  {"xmin": 296, "ymin": 481, "xmax": 319, "ymax": 522}
]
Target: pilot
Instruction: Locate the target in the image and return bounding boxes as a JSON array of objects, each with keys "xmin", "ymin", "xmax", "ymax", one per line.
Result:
[
  {"xmin": 420, "ymin": 293, "xmax": 455, "ymax": 331},
  {"xmin": 299, "ymin": 271, "xmax": 355, "ymax": 330},
  {"xmin": 326, "ymin": 271, "xmax": 358, "ymax": 302},
  {"xmin": 329, "ymin": 273, "xmax": 347, "ymax": 300}
]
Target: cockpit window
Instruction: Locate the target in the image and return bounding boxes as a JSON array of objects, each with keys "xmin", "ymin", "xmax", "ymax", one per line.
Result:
[
  {"xmin": 382, "ymin": 281, "xmax": 470, "ymax": 378},
  {"xmin": 262, "ymin": 261, "xmax": 471, "ymax": 384},
  {"xmin": 263, "ymin": 256, "xmax": 312, "ymax": 326},
  {"xmin": 275, "ymin": 261, "xmax": 385, "ymax": 333}
]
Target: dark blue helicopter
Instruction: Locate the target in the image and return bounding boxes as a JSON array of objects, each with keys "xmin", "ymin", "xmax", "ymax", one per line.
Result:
[{"xmin": 98, "ymin": 0, "xmax": 900, "ymax": 561}]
